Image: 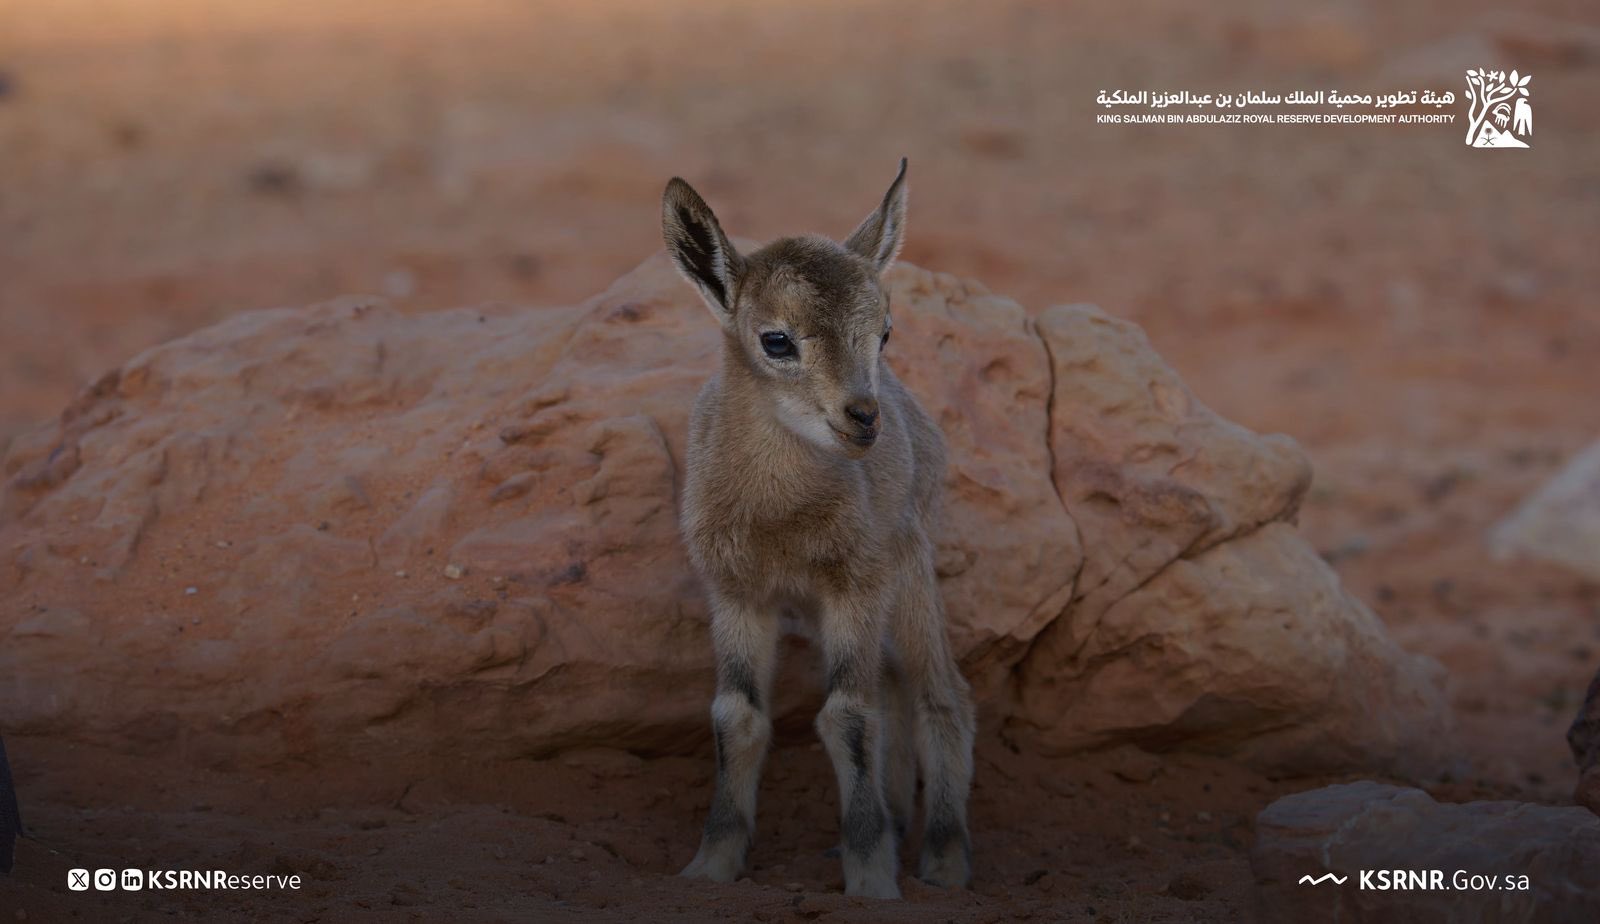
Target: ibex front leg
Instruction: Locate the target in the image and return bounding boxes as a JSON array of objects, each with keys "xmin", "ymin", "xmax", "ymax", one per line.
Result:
[
  {"xmin": 681, "ymin": 594, "xmax": 778, "ymax": 883},
  {"xmin": 816, "ymin": 591, "xmax": 900, "ymax": 899}
]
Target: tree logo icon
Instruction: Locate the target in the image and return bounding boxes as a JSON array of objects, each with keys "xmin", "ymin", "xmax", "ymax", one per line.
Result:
[{"xmin": 1465, "ymin": 68, "xmax": 1532, "ymax": 148}]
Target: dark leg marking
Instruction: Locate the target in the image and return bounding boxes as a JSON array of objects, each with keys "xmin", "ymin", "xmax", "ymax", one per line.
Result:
[
  {"xmin": 923, "ymin": 815, "xmax": 961, "ymax": 856},
  {"xmin": 922, "ymin": 808, "xmax": 972, "ymax": 877},
  {"xmin": 713, "ymin": 723, "xmax": 729, "ymax": 774},
  {"xmin": 702, "ymin": 788, "xmax": 747, "ymax": 844},
  {"xmin": 843, "ymin": 783, "xmax": 889, "ymax": 857},
  {"xmin": 843, "ymin": 710, "xmax": 869, "ymax": 774},
  {"xmin": 826, "ymin": 658, "xmax": 849, "ymax": 697},
  {"xmin": 721, "ymin": 659, "xmax": 762, "ymax": 711},
  {"xmin": 827, "ymin": 652, "xmax": 874, "ymax": 700}
]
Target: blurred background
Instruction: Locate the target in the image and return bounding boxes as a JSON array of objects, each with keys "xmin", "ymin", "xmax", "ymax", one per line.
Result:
[{"xmin": 2, "ymin": 0, "xmax": 1598, "ymax": 792}]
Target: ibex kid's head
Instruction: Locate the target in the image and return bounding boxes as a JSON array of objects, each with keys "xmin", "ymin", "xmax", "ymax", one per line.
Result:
[{"xmin": 661, "ymin": 160, "xmax": 908, "ymax": 457}]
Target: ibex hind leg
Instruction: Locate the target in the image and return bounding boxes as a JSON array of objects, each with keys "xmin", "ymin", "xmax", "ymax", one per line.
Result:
[
  {"xmin": 892, "ymin": 551, "xmax": 976, "ymax": 888},
  {"xmin": 681, "ymin": 597, "xmax": 779, "ymax": 883},
  {"xmin": 881, "ymin": 646, "xmax": 919, "ymax": 843},
  {"xmin": 912, "ymin": 666, "xmax": 974, "ymax": 888},
  {"xmin": 816, "ymin": 594, "xmax": 900, "ymax": 899}
]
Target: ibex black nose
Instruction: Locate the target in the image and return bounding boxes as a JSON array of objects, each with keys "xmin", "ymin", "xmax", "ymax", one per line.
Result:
[{"xmin": 845, "ymin": 397, "xmax": 880, "ymax": 429}]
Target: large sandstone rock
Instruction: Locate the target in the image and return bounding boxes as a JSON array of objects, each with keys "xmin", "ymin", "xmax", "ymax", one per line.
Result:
[
  {"xmin": 1011, "ymin": 307, "xmax": 1445, "ymax": 776},
  {"xmin": 1495, "ymin": 441, "xmax": 1600, "ymax": 811},
  {"xmin": 1491, "ymin": 438, "xmax": 1600, "ymax": 581},
  {"xmin": 0, "ymin": 254, "xmax": 1446, "ymax": 774},
  {"xmin": 1252, "ymin": 782, "xmax": 1600, "ymax": 923}
]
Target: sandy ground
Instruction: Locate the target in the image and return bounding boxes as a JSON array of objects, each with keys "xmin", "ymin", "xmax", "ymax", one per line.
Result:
[
  {"xmin": 6, "ymin": 737, "xmax": 1312, "ymax": 923},
  {"xmin": 3, "ymin": 0, "xmax": 1600, "ymax": 919}
]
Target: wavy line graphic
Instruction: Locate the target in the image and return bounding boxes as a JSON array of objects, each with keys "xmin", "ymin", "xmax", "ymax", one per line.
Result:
[{"xmin": 1298, "ymin": 873, "xmax": 1349, "ymax": 886}]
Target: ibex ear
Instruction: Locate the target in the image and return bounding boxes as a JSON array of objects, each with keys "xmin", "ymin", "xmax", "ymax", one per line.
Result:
[
  {"xmin": 844, "ymin": 157, "xmax": 908, "ymax": 273},
  {"xmin": 662, "ymin": 177, "xmax": 743, "ymax": 325}
]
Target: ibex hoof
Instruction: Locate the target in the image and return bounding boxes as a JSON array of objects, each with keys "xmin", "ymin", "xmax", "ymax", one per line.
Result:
[
  {"xmin": 679, "ymin": 848, "xmax": 742, "ymax": 883},
  {"xmin": 844, "ymin": 873, "xmax": 901, "ymax": 900},
  {"xmin": 918, "ymin": 850, "xmax": 972, "ymax": 889}
]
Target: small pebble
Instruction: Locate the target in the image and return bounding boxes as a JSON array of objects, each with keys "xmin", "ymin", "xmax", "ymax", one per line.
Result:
[
  {"xmin": 184, "ymin": 586, "xmax": 198, "ymax": 595},
  {"xmin": 784, "ymin": 882, "xmax": 804, "ymax": 893},
  {"xmin": 214, "ymin": 540, "xmax": 231, "ymax": 549},
  {"xmin": 443, "ymin": 563, "xmax": 465, "ymax": 580},
  {"xmin": 395, "ymin": 570, "xmax": 408, "ymax": 578},
  {"xmin": 1196, "ymin": 811, "xmax": 1212, "ymax": 822}
]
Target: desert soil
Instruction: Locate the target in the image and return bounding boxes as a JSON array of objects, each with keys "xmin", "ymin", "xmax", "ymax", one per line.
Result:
[{"xmin": 2, "ymin": 0, "xmax": 1599, "ymax": 920}]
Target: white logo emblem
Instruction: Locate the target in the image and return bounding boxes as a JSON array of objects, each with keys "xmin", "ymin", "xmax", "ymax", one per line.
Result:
[
  {"xmin": 67, "ymin": 868, "xmax": 91, "ymax": 891},
  {"xmin": 1465, "ymin": 69, "xmax": 1531, "ymax": 147},
  {"xmin": 93, "ymin": 868, "xmax": 118, "ymax": 890},
  {"xmin": 1299, "ymin": 872, "xmax": 1349, "ymax": 885}
]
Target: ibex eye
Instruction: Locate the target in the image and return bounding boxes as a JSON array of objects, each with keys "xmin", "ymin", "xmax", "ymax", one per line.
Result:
[
  {"xmin": 880, "ymin": 328, "xmax": 891, "ymax": 350},
  {"xmin": 760, "ymin": 331, "xmax": 796, "ymax": 359}
]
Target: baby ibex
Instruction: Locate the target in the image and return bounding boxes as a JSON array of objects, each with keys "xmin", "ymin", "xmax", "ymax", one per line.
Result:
[{"xmin": 662, "ymin": 160, "xmax": 976, "ymax": 899}]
